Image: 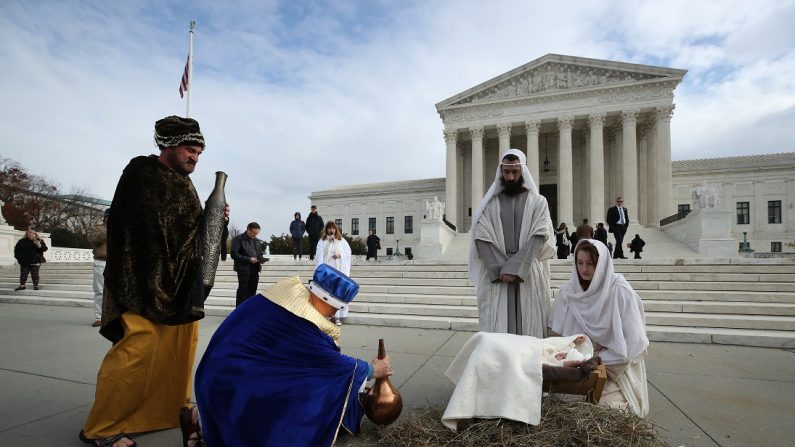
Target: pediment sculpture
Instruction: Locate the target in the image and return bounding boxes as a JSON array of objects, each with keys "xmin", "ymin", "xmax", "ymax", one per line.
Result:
[{"xmin": 454, "ymin": 63, "xmax": 664, "ymax": 105}]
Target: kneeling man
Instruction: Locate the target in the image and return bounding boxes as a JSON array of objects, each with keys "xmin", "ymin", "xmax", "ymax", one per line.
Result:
[{"xmin": 195, "ymin": 264, "xmax": 391, "ymax": 447}]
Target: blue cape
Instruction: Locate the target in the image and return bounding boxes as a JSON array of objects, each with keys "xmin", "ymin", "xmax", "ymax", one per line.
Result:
[{"xmin": 195, "ymin": 295, "xmax": 369, "ymax": 447}]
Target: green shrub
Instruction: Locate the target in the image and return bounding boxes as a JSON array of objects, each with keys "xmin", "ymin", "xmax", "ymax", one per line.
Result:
[{"xmin": 49, "ymin": 227, "xmax": 90, "ymax": 249}]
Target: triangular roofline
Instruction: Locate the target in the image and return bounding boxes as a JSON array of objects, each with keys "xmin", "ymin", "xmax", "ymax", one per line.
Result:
[{"xmin": 435, "ymin": 53, "xmax": 687, "ymax": 110}]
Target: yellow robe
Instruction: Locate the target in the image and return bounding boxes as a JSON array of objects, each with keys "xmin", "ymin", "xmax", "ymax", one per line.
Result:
[{"xmin": 83, "ymin": 312, "xmax": 198, "ymax": 438}]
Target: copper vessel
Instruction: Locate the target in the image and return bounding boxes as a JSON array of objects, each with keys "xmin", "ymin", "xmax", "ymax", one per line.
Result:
[{"xmin": 363, "ymin": 339, "xmax": 403, "ymax": 426}]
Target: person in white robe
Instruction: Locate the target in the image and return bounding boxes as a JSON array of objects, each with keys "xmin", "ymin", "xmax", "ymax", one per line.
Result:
[
  {"xmin": 549, "ymin": 239, "xmax": 650, "ymax": 417},
  {"xmin": 468, "ymin": 148, "xmax": 555, "ymax": 337},
  {"xmin": 315, "ymin": 220, "xmax": 352, "ymax": 325},
  {"xmin": 441, "ymin": 332, "xmax": 594, "ymax": 430}
]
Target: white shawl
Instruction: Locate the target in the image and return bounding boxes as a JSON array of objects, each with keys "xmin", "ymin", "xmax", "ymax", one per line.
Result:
[
  {"xmin": 468, "ymin": 149, "xmax": 555, "ymax": 336},
  {"xmin": 549, "ymin": 239, "xmax": 649, "ymax": 365},
  {"xmin": 442, "ymin": 332, "xmax": 586, "ymax": 430},
  {"xmin": 316, "ymin": 237, "xmax": 351, "ymax": 275}
]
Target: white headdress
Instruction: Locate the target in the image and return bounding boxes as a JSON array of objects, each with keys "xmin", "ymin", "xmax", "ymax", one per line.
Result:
[
  {"xmin": 468, "ymin": 148, "xmax": 541, "ymax": 283},
  {"xmin": 549, "ymin": 239, "xmax": 649, "ymax": 364}
]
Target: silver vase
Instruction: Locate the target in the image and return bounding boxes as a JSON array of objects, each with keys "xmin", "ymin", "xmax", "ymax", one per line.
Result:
[{"xmin": 198, "ymin": 171, "xmax": 228, "ymax": 290}]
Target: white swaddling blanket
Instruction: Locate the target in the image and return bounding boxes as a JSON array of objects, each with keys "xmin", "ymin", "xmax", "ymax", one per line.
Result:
[{"xmin": 441, "ymin": 332, "xmax": 589, "ymax": 431}]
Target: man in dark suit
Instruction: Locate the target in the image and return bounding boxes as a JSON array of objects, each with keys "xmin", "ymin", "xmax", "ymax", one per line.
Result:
[
  {"xmin": 305, "ymin": 205, "xmax": 324, "ymax": 261},
  {"xmin": 231, "ymin": 222, "xmax": 268, "ymax": 306},
  {"xmin": 606, "ymin": 197, "xmax": 629, "ymax": 259}
]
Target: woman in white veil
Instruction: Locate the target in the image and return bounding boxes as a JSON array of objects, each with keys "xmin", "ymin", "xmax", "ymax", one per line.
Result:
[{"xmin": 549, "ymin": 239, "xmax": 649, "ymax": 417}]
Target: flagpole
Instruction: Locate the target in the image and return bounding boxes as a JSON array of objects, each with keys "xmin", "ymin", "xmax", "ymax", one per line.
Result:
[{"xmin": 186, "ymin": 20, "xmax": 195, "ymax": 118}]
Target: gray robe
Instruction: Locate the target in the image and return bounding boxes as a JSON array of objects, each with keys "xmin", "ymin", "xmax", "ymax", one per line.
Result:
[{"xmin": 473, "ymin": 191, "xmax": 555, "ymax": 337}]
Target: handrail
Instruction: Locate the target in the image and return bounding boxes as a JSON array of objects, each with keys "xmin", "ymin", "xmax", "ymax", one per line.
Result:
[
  {"xmin": 442, "ymin": 215, "xmax": 456, "ymax": 231},
  {"xmin": 659, "ymin": 210, "xmax": 691, "ymax": 227}
]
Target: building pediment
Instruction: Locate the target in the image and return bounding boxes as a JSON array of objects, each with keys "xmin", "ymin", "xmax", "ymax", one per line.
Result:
[{"xmin": 436, "ymin": 54, "xmax": 686, "ymax": 110}]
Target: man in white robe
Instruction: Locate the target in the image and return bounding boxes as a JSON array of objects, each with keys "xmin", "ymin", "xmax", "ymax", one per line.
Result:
[{"xmin": 469, "ymin": 148, "xmax": 555, "ymax": 337}]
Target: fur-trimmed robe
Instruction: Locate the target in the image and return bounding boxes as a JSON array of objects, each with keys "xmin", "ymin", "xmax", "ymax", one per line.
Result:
[{"xmin": 100, "ymin": 155, "xmax": 203, "ymax": 342}]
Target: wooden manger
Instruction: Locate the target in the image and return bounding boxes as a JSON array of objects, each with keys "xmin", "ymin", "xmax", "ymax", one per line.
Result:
[{"xmin": 542, "ymin": 362, "xmax": 607, "ymax": 404}]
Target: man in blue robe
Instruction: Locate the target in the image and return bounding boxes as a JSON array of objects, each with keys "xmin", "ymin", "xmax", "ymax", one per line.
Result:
[{"xmin": 194, "ymin": 264, "xmax": 392, "ymax": 447}]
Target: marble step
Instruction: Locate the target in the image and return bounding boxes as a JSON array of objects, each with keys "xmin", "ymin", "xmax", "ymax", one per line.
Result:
[
  {"xmin": 5, "ymin": 261, "xmax": 793, "ymax": 274},
  {"xmin": 349, "ymin": 302, "xmax": 478, "ymax": 318},
  {"xmin": 643, "ymin": 300, "xmax": 795, "ymax": 316},
  {"xmin": 0, "ymin": 294, "xmax": 91, "ymax": 308},
  {"xmin": 0, "ymin": 282, "xmax": 91, "ymax": 292},
  {"xmin": 645, "ymin": 312, "xmax": 795, "ymax": 331},
  {"xmin": 343, "ymin": 312, "xmax": 478, "ymax": 331},
  {"xmin": 646, "ymin": 325, "xmax": 795, "ymax": 349},
  {"xmin": 4, "ymin": 294, "xmax": 793, "ymax": 348},
  {"xmin": 634, "ymin": 289, "xmax": 795, "ymax": 304},
  {"xmin": 549, "ymin": 272, "xmax": 795, "ymax": 282}
]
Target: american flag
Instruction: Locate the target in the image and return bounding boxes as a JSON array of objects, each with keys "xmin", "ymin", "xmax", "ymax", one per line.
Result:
[{"xmin": 179, "ymin": 55, "xmax": 190, "ymax": 98}]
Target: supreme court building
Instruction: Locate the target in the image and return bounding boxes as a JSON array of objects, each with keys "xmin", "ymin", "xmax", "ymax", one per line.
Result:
[
  {"xmin": 437, "ymin": 54, "xmax": 682, "ymax": 231},
  {"xmin": 310, "ymin": 54, "xmax": 794, "ymax": 257}
]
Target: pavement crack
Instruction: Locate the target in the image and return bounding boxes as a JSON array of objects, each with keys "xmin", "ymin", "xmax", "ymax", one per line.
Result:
[
  {"xmin": 647, "ymin": 378, "xmax": 723, "ymax": 447},
  {"xmin": 0, "ymin": 367, "xmax": 94, "ymax": 386},
  {"xmin": 396, "ymin": 330, "xmax": 458, "ymax": 390}
]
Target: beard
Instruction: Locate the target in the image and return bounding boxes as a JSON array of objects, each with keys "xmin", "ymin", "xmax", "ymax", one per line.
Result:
[
  {"xmin": 500, "ymin": 176, "xmax": 527, "ymax": 196},
  {"xmin": 166, "ymin": 150, "xmax": 196, "ymax": 175}
]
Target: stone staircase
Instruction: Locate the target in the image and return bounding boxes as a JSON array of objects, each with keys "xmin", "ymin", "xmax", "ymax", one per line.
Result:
[{"xmin": 1, "ymin": 258, "xmax": 793, "ymax": 348}]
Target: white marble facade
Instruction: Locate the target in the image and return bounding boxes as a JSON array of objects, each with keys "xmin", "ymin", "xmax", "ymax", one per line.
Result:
[
  {"xmin": 308, "ymin": 178, "xmax": 445, "ymax": 257},
  {"xmin": 671, "ymin": 153, "xmax": 795, "ymax": 254},
  {"xmin": 437, "ymin": 54, "xmax": 684, "ymax": 230}
]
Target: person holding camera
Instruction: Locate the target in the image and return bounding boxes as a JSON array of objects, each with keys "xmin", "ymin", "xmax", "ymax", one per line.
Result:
[
  {"xmin": 231, "ymin": 222, "xmax": 268, "ymax": 307},
  {"xmin": 14, "ymin": 229, "xmax": 48, "ymax": 291}
]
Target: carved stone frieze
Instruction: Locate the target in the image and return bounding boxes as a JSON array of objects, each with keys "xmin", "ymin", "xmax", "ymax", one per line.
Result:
[{"xmin": 453, "ymin": 62, "xmax": 665, "ymax": 106}]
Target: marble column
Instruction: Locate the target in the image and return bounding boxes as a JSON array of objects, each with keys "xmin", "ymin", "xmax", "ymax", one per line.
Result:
[
  {"xmin": 497, "ymin": 123, "xmax": 512, "ymax": 154},
  {"xmin": 621, "ymin": 110, "xmax": 639, "ymax": 224},
  {"xmin": 525, "ymin": 120, "xmax": 540, "ymax": 185},
  {"xmin": 444, "ymin": 129, "xmax": 459, "ymax": 230},
  {"xmin": 637, "ymin": 123, "xmax": 650, "ymax": 226},
  {"xmin": 611, "ymin": 128, "xmax": 623, "ymax": 204},
  {"xmin": 646, "ymin": 121, "xmax": 658, "ymax": 225},
  {"xmin": 588, "ymin": 112, "xmax": 606, "ymax": 225},
  {"xmin": 470, "ymin": 126, "xmax": 485, "ymax": 216},
  {"xmin": 557, "ymin": 116, "xmax": 574, "ymax": 226},
  {"xmin": 655, "ymin": 105, "xmax": 675, "ymax": 220}
]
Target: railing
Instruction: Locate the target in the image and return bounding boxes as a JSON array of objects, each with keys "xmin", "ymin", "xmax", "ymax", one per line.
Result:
[
  {"xmin": 659, "ymin": 210, "xmax": 691, "ymax": 227},
  {"xmin": 47, "ymin": 247, "xmax": 94, "ymax": 262},
  {"xmin": 442, "ymin": 215, "xmax": 456, "ymax": 232}
]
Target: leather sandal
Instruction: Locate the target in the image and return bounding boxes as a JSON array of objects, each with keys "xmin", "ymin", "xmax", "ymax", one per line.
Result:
[
  {"xmin": 179, "ymin": 406, "xmax": 205, "ymax": 447},
  {"xmin": 79, "ymin": 429, "xmax": 137, "ymax": 447}
]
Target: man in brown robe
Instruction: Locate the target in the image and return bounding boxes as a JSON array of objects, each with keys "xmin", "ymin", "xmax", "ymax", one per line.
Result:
[
  {"xmin": 81, "ymin": 116, "xmax": 224, "ymax": 447},
  {"xmin": 469, "ymin": 149, "xmax": 555, "ymax": 337}
]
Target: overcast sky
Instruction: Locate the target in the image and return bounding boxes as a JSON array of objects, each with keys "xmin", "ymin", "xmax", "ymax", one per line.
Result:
[{"xmin": 1, "ymin": 0, "xmax": 793, "ymax": 237}]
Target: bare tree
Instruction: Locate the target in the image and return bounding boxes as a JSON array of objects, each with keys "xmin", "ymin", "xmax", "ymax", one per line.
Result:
[{"xmin": 0, "ymin": 157, "xmax": 104, "ymax": 234}]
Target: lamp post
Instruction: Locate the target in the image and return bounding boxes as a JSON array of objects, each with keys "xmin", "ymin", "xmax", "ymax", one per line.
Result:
[{"xmin": 740, "ymin": 231, "xmax": 751, "ymax": 252}]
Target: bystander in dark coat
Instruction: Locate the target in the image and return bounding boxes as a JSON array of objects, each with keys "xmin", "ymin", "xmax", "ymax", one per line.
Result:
[
  {"xmin": 629, "ymin": 234, "xmax": 646, "ymax": 259},
  {"xmin": 231, "ymin": 222, "xmax": 268, "ymax": 306}
]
